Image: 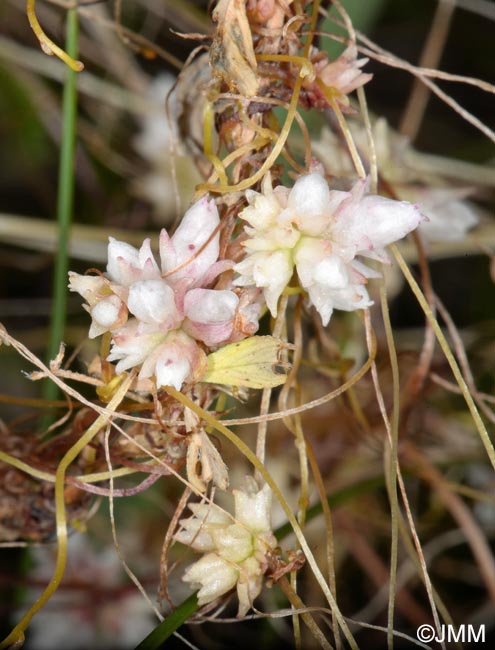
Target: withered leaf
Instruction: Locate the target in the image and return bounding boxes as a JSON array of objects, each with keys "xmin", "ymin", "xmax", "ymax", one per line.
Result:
[{"xmin": 210, "ymin": 0, "xmax": 259, "ymax": 97}]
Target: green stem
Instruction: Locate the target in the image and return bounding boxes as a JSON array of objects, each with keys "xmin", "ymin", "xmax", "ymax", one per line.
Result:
[
  {"xmin": 134, "ymin": 593, "xmax": 199, "ymax": 650},
  {"xmin": 42, "ymin": 8, "xmax": 79, "ymax": 411}
]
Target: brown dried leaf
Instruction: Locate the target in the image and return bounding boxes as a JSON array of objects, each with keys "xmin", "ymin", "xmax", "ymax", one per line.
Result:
[{"xmin": 210, "ymin": 0, "xmax": 259, "ymax": 97}]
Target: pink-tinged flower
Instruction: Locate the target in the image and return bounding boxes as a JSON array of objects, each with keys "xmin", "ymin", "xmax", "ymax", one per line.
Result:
[
  {"xmin": 313, "ymin": 119, "xmax": 480, "ymax": 244},
  {"xmin": 182, "ymin": 288, "xmax": 240, "ymax": 346},
  {"xmin": 302, "ymin": 45, "xmax": 372, "ymax": 111},
  {"xmin": 107, "ymin": 237, "xmax": 160, "ymax": 286},
  {"xmin": 175, "ymin": 480, "xmax": 276, "ymax": 616},
  {"xmin": 159, "ymin": 197, "xmax": 224, "ymax": 284},
  {"xmin": 68, "ymin": 273, "xmax": 128, "ymax": 338},
  {"xmin": 227, "ymin": 288, "xmax": 264, "ymax": 342},
  {"xmin": 234, "ymin": 173, "xmax": 424, "ymax": 325},
  {"xmin": 69, "ymin": 198, "xmax": 256, "ymax": 390},
  {"xmin": 107, "ymin": 326, "xmax": 207, "ymax": 391}
]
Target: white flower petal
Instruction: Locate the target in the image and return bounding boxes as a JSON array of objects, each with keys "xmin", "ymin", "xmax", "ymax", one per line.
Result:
[
  {"xmin": 151, "ymin": 330, "xmax": 205, "ymax": 389},
  {"xmin": 183, "ymin": 554, "xmax": 238, "ymax": 605},
  {"xmin": 293, "ymin": 237, "xmax": 332, "ymax": 288},
  {"xmin": 175, "ymin": 503, "xmax": 230, "ymax": 551},
  {"xmin": 158, "ymin": 228, "xmax": 176, "ymax": 274},
  {"xmin": 332, "ymin": 191, "xmax": 423, "ymax": 254},
  {"xmin": 137, "ymin": 239, "xmax": 161, "ymax": 279},
  {"xmin": 91, "ymin": 296, "xmax": 121, "ymax": 328},
  {"xmin": 241, "ymin": 190, "xmax": 281, "ymax": 230},
  {"xmin": 183, "ymin": 288, "xmax": 238, "ymax": 346},
  {"xmin": 107, "ymin": 238, "xmax": 159, "ymax": 285},
  {"xmin": 127, "ymin": 280, "xmax": 179, "ymax": 327},
  {"xmin": 189, "ymin": 503, "xmax": 231, "ymax": 525},
  {"xmin": 305, "ymin": 281, "xmax": 372, "ymax": 326},
  {"xmin": 318, "ymin": 45, "xmax": 372, "ymax": 97},
  {"xmin": 154, "ymin": 348, "xmax": 191, "ymax": 390},
  {"xmin": 89, "ymin": 295, "xmax": 127, "ymax": 338},
  {"xmin": 246, "ymin": 250, "xmax": 293, "ymax": 317},
  {"xmin": 313, "ymin": 254, "xmax": 349, "ymax": 289},
  {"xmin": 306, "ymin": 284, "xmax": 334, "ymax": 326},
  {"xmin": 416, "ymin": 189, "xmax": 478, "ymax": 242},
  {"xmin": 184, "ymin": 288, "xmax": 238, "ymax": 323},
  {"xmin": 236, "ymin": 568, "xmax": 263, "ymax": 618},
  {"xmin": 233, "ymin": 483, "xmax": 272, "ymax": 534},
  {"xmin": 326, "ymin": 283, "xmax": 372, "ymax": 312},
  {"xmin": 288, "ymin": 173, "xmax": 330, "ymax": 226},
  {"xmin": 107, "ymin": 321, "xmax": 165, "ymax": 374},
  {"xmin": 294, "ymin": 237, "xmax": 349, "ymax": 289},
  {"xmin": 351, "ymin": 259, "xmax": 382, "ymax": 280},
  {"xmin": 213, "ymin": 524, "xmax": 253, "ymax": 563},
  {"xmin": 165, "ymin": 197, "xmax": 220, "ymax": 284},
  {"xmin": 68, "ymin": 272, "xmax": 107, "ymax": 305},
  {"xmin": 107, "ymin": 239, "xmax": 140, "ymax": 283}
]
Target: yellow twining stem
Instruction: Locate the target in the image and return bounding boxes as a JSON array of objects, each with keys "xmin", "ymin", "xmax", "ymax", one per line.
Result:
[
  {"xmin": 0, "ymin": 373, "xmax": 133, "ymax": 649},
  {"xmin": 27, "ymin": 0, "xmax": 84, "ymax": 72},
  {"xmin": 203, "ymin": 100, "xmax": 229, "ymax": 186},
  {"xmin": 197, "ymin": 0, "xmax": 322, "ymax": 196}
]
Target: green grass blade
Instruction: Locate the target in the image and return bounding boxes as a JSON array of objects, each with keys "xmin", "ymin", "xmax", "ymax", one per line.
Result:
[
  {"xmin": 42, "ymin": 8, "xmax": 79, "ymax": 411},
  {"xmin": 134, "ymin": 593, "xmax": 199, "ymax": 650}
]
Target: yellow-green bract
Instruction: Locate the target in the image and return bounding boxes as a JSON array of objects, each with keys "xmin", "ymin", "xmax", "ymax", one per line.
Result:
[{"xmin": 201, "ymin": 336, "xmax": 289, "ymax": 389}]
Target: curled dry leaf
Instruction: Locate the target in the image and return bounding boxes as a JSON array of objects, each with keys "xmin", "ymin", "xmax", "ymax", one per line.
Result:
[
  {"xmin": 210, "ymin": 0, "xmax": 259, "ymax": 97},
  {"xmin": 186, "ymin": 430, "xmax": 229, "ymax": 492}
]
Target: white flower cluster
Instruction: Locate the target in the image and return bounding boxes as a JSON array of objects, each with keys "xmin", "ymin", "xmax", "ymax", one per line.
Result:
[
  {"xmin": 304, "ymin": 44, "xmax": 372, "ymax": 110},
  {"xmin": 69, "ymin": 198, "xmax": 258, "ymax": 391},
  {"xmin": 70, "ymin": 171, "xmax": 424, "ymax": 391},
  {"xmin": 174, "ymin": 481, "xmax": 276, "ymax": 616},
  {"xmin": 234, "ymin": 172, "xmax": 424, "ymax": 325},
  {"xmin": 313, "ymin": 120, "xmax": 479, "ymax": 242}
]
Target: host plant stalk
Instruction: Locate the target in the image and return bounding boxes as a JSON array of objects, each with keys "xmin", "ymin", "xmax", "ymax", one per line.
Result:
[{"xmin": 43, "ymin": 7, "xmax": 79, "ymax": 413}]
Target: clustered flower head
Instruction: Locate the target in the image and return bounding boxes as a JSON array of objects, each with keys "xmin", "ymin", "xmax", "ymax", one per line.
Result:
[
  {"xmin": 313, "ymin": 120, "xmax": 480, "ymax": 243},
  {"xmin": 174, "ymin": 480, "xmax": 276, "ymax": 616},
  {"xmin": 70, "ymin": 170, "xmax": 424, "ymax": 390},
  {"xmin": 234, "ymin": 172, "xmax": 424, "ymax": 326},
  {"xmin": 69, "ymin": 198, "xmax": 258, "ymax": 391},
  {"xmin": 303, "ymin": 45, "xmax": 373, "ymax": 111}
]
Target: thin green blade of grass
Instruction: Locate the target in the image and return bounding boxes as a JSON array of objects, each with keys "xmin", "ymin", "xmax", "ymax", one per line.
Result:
[
  {"xmin": 41, "ymin": 7, "xmax": 79, "ymax": 416},
  {"xmin": 134, "ymin": 593, "xmax": 199, "ymax": 650}
]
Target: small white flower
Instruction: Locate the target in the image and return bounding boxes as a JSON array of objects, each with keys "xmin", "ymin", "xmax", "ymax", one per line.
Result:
[
  {"xmin": 175, "ymin": 502, "xmax": 231, "ymax": 551},
  {"xmin": 234, "ymin": 172, "xmax": 423, "ymax": 325},
  {"xmin": 107, "ymin": 237, "xmax": 160, "ymax": 287},
  {"xmin": 159, "ymin": 197, "xmax": 222, "ymax": 283},
  {"xmin": 89, "ymin": 295, "xmax": 128, "ymax": 339},
  {"xmin": 313, "ymin": 120, "xmax": 479, "ymax": 244},
  {"xmin": 175, "ymin": 480, "xmax": 276, "ymax": 616},
  {"xmin": 69, "ymin": 197, "xmax": 258, "ymax": 390},
  {"xmin": 303, "ymin": 45, "xmax": 373, "ymax": 111},
  {"xmin": 131, "ymin": 74, "xmax": 203, "ymax": 220},
  {"xmin": 183, "ymin": 288, "xmax": 240, "ymax": 347},
  {"xmin": 23, "ymin": 535, "xmax": 154, "ymax": 649},
  {"xmin": 319, "ymin": 45, "xmax": 372, "ymax": 94},
  {"xmin": 67, "ymin": 273, "xmax": 129, "ymax": 338}
]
